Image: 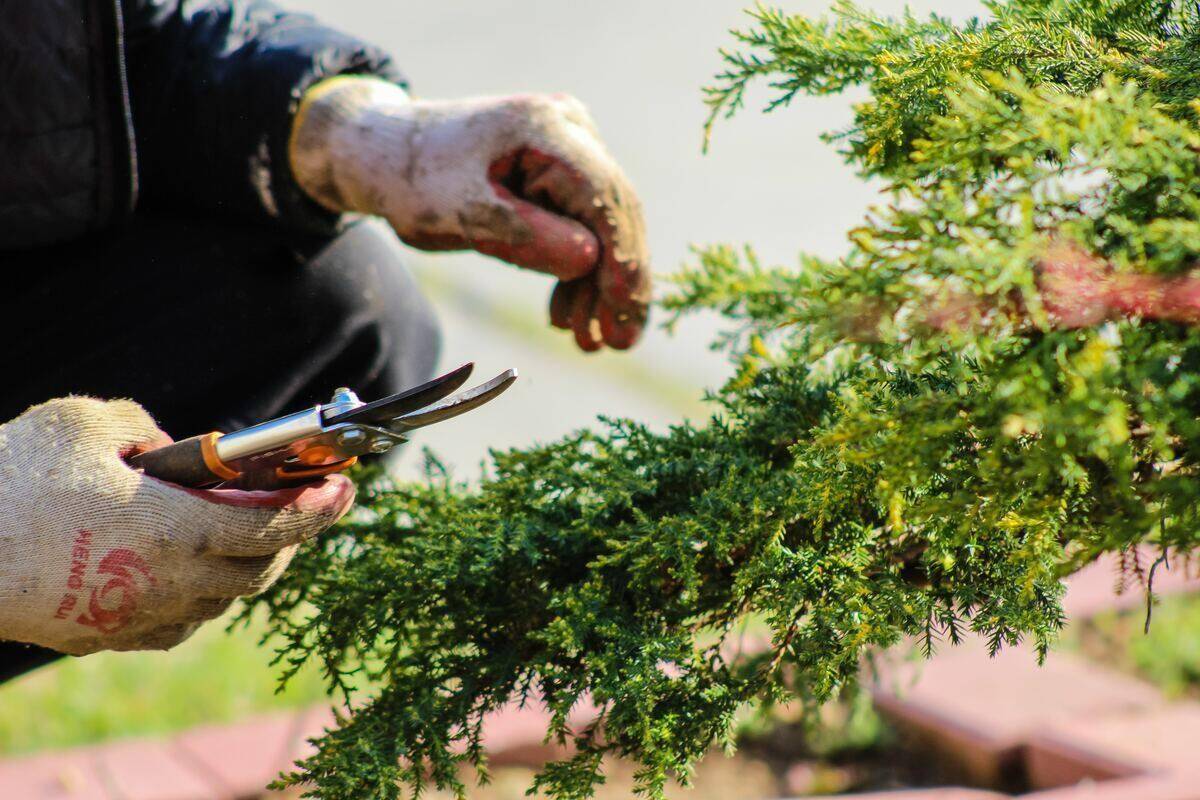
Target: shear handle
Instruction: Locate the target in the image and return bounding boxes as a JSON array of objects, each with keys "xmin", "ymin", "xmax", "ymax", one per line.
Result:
[
  {"xmin": 130, "ymin": 433, "xmax": 362, "ymax": 490},
  {"xmin": 129, "ymin": 433, "xmax": 240, "ymax": 488}
]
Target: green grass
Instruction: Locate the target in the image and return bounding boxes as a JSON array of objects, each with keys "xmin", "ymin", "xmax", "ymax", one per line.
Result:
[
  {"xmin": 0, "ymin": 609, "xmax": 330, "ymax": 755},
  {"xmin": 1063, "ymin": 592, "xmax": 1200, "ymax": 699}
]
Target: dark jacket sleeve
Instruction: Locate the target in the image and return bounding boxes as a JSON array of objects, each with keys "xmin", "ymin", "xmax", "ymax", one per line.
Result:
[{"xmin": 122, "ymin": 0, "xmax": 406, "ymax": 234}]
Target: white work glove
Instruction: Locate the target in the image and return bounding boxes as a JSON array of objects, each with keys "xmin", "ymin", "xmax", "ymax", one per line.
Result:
[
  {"xmin": 0, "ymin": 398, "xmax": 355, "ymax": 656},
  {"xmin": 289, "ymin": 77, "xmax": 651, "ymax": 352}
]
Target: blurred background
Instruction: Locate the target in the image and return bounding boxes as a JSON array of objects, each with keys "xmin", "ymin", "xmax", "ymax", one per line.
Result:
[{"xmin": 294, "ymin": 0, "xmax": 986, "ymax": 478}]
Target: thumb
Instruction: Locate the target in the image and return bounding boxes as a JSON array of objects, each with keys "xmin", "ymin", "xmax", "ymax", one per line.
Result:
[
  {"xmin": 471, "ymin": 161, "xmax": 601, "ymax": 280},
  {"xmin": 163, "ymin": 474, "xmax": 356, "ymax": 558}
]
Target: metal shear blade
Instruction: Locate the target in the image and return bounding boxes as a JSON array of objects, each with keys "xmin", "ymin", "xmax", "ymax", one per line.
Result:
[
  {"xmin": 391, "ymin": 368, "xmax": 519, "ymax": 433},
  {"xmin": 324, "ymin": 362, "xmax": 474, "ymax": 427}
]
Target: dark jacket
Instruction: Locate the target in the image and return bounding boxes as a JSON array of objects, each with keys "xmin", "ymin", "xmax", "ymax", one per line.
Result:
[{"xmin": 0, "ymin": 0, "xmax": 404, "ymax": 250}]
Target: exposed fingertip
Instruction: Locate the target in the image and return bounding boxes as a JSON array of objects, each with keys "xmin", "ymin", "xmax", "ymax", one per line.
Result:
[
  {"xmin": 575, "ymin": 324, "xmax": 604, "ymax": 352},
  {"xmin": 175, "ymin": 473, "xmax": 356, "ymax": 519},
  {"xmin": 598, "ymin": 256, "xmax": 651, "ymax": 312},
  {"xmin": 598, "ymin": 303, "xmax": 643, "ymax": 350},
  {"xmin": 303, "ymin": 474, "xmax": 357, "ymax": 520},
  {"xmin": 474, "ymin": 219, "xmax": 598, "ymax": 279},
  {"xmin": 569, "ymin": 282, "xmax": 603, "ymax": 352},
  {"xmin": 550, "ymin": 282, "xmax": 575, "ymax": 329},
  {"xmin": 482, "ymin": 175, "xmax": 599, "ymax": 279},
  {"xmin": 597, "ymin": 302, "xmax": 621, "ymax": 343}
]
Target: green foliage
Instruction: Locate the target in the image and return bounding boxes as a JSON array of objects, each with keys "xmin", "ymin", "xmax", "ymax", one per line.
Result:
[
  {"xmin": 249, "ymin": 2, "xmax": 1200, "ymax": 797},
  {"xmin": 705, "ymin": 0, "xmax": 1200, "ymax": 170}
]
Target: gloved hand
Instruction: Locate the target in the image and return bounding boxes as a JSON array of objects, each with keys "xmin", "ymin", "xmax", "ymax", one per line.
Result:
[
  {"xmin": 289, "ymin": 76, "xmax": 650, "ymax": 352},
  {"xmin": 0, "ymin": 398, "xmax": 354, "ymax": 656}
]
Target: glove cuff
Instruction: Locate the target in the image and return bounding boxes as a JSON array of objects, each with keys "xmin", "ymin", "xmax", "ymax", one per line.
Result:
[{"xmin": 289, "ymin": 76, "xmax": 412, "ymax": 215}]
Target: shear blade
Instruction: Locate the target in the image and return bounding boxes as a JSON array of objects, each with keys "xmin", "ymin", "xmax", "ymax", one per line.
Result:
[
  {"xmin": 324, "ymin": 362, "xmax": 475, "ymax": 427},
  {"xmin": 392, "ymin": 368, "xmax": 518, "ymax": 433}
]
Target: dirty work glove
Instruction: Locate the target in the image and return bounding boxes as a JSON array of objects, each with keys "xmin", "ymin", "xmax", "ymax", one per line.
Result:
[
  {"xmin": 289, "ymin": 76, "xmax": 651, "ymax": 352},
  {"xmin": 0, "ymin": 398, "xmax": 355, "ymax": 656}
]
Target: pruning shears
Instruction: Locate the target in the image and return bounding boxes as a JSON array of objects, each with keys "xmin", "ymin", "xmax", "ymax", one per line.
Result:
[{"xmin": 129, "ymin": 363, "xmax": 517, "ymax": 489}]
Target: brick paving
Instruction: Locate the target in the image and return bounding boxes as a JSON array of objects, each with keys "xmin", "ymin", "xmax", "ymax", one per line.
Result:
[
  {"xmin": 0, "ymin": 712, "xmax": 313, "ymax": 800},
  {"xmin": 829, "ymin": 550, "xmax": 1200, "ymax": 800},
  {"xmin": 2, "ymin": 551, "xmax": 1199, "ymax": 799},
  {"xmin": 172, "ymin": 711, "xmax": 318, "ymax": 798},
  {"xmin": 870, "ymin": 640, "xmax": 1164, "ymax": 786}
]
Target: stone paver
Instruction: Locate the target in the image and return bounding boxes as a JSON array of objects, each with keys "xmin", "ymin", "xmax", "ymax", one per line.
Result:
[
  {"xmin": 1026, "ymin": 703, "xmax": 1200, "ymax": 788},
  {"xmin": 173, "ymin": 710, "xmax": 299, "ymax": 796},
  {"xmin": 800, "ymin": 776, "xmax": 1200, "ymax": 800},
  {"xmin": 1026, "ymin": 773, "xmax": 1200, "ymax": 800},
  {"xmin": 478, "ymin": 701, "xmax": 571, "ymax": 767},
  {"xmin": 92, "ymin": 738, "xmax": 225, "ymax": 800},
  {"xmin": 0, "ymin": 749, "xmax": 111, "ymax": 800},
  {"xmin": 480, "ymin": 697, "xmax": 600, "ymax": 767},
  {"xmin": 862, "ymin": 553, "xmax": 1200, "ymax": 798},
  {"xmin": 802, "ymin": 790, "xmax": 1012, "ymax": 799},
  {"xmin": 1022, "ymin": 731, "xmax": 1141, "ymax": 790},
  {"xmin": 280, "ymin": 704, "xmax": 337, "ymax": 769},
  {"xmin": 870, "ymin": 638, "xmax": 1163, "ymax": 786}
]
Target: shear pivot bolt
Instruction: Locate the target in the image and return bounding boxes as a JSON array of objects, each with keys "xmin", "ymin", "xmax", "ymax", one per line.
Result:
[
  {"xmin": 337, "ymin": 429, "xmax": 367, "ymax": 448},
  {"xmin": 368, "ymin": 439, "xmax": 394, "ymax": 455}
]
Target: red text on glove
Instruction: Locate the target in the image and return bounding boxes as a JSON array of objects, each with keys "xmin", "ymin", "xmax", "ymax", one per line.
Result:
[
  {"xmin": 53, "ymin": 530, "xmax": 93, "ymax": 620},
  {"xmin": 53, "ymin": 531, "xmax": 158, "ymax": 635},
  {"xmin": 76, "ymin": 549, "xmax": 157, "ymax": 634}
]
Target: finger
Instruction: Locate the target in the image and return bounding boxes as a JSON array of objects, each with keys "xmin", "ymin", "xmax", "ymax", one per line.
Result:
[
  {"xmin": 102, "ymin": 399, "xmax": 173, "ymax": 453},
  {"xmin": 190, "ymin": 546, "xmax": 298, "ymax": 599},
  {"xmin": 191, "ymin": 597, "xmax": 235, "ymax": 622},
  {"xmin": 123, "ymin": 430, "xmax": 174, "ymax": 460},
  {"xmin": 597, "ymin": 301, "xmax": 644, "ymax": 351},
  {"xmin": 548, "ymin": 93, "xmax": 602, "ymax": 136},
  {"xmin": 474, "ymin": 184, "xmax": 599, "ymax": 280},
  {"xmin": 586, "ymin": 192, "xmax": 650, "ymax": 316},
  {"xmin": 507, "ymin": 149, "xmax": 604, "ymax": 279},
  {"xmin": 520, "ymin": 149, "xmax": 587, "ymax": 212},
  {"xmin": 568, "ymin": 280, "xmax": 603, "ymax": 352},
  {"xmin": 399, "ymin": 191, "xmax": 600, "ymax": 276},
  {"xmin": 550, "ymin": 280, "xmax": 577, "ymax": 330},
  {"xmin": 396, "ymin": 230, "xmax": 472, "ymax": 252},
  {"xmin": 597, "ymin": 244, "xmax": 651, "ymax": 313},
  {"xmin": 25, "ymin": 397, "xmax": 170, "ymax": 458},
  {"xmin": 167, "ymin": 474, "xmax": 355, "ymax": 557},
  {"xmin": 514, "ymin": 148, "xmax": 651, "ymax": 314},
  {"xmin": 110, "ymin": 622, "xmax": 199, "ymax": 652}
]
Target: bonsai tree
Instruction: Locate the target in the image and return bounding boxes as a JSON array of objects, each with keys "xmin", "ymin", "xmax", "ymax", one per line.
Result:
[{"xmin": 247, "ymin": 1, "xmax": 1200, "ymax": 796}]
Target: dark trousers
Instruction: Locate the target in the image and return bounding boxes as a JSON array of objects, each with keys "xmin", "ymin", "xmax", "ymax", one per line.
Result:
[{"xmin": 0, "ymin": 215, "xmax": 441, "ymax": 680}]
